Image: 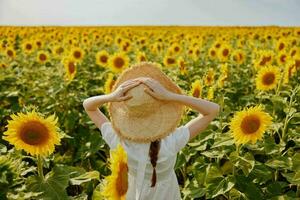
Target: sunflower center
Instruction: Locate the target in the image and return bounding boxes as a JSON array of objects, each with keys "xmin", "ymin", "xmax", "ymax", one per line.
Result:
[
  {"xmin": 263, "ymin": 72, "xmax": 275, "ymax": 85},
  {"xmin": 114, "ymin": 57, "xmax": 125, "ymax": 68},
  {"xmin": 26, "ymin": 44, "xmax": 32, "ymax": 50},
  {"xmin": 222, "ymin": 49, "xmax": 229, "ymax": 57},
  {"xmin": 211, "ymin": 50, "xmax": 216, "ymax": 56},
  {"xmin": 100, "ymin": 55, "xmax": 108, "ymax": 63},
  {"xmin": 20, "ymin": 121, "xmax": 49, "ymax": 145},
  {"xmin": 279, "ymin": 43, "xmax": 285, "ymax": 51},
  {"xmin": 140, "ymin": 56, "xmax": 146, "ymax": 61},
  {"xmin": 192, "ymin": 88, "xmax": 200, "ymax": 98},
  {"xmin": 68, "ymin": 62, "xmax": 75, "ymax": 74},
  {"xmin": 74, "ymin": 51, "xmax": 81, "ymax": 59},
  {"xmin": 39, "ymin": 54, "xmax": 47, "ymax": 61},
  {"xmin": 116, "ymin": 162, "xmax": 128, "ymax": 196},
  {"xmin": 56, "ymin": 47, "xmax": 64, "ymax": 54},
  {"xmin": 167, "ymin": 58, "xmax": 175, "ymax": 65},
  {"xmin": 241, "ymin": 115, "xmax": 260, "ymax": 134},
  {"xmin": 7, "ymin": 50, "xmax": 13, "ymax": 57},
  {"xmin": 280, "ymin": 55, "xmax": 286, "ymax": 63}
]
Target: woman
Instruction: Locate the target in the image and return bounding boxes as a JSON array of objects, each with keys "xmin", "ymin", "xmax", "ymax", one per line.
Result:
[{"xmin": 83, "ymin": 68, "xmax": 220, "ymax": 200}]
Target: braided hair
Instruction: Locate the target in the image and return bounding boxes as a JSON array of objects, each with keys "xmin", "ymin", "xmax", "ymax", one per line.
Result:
[{"xmin": 149, "ymin": 139, "xmax": 161, "ymax": 187}]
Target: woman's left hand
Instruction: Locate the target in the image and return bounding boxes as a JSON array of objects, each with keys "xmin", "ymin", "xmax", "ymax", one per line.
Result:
[
  {"xmin": 109, "ymin": 79, "xmax": 141, "ymax": 102},
  {"xmin": 137, "ymin": 77, "xmax": 173, "ymax": 101}
]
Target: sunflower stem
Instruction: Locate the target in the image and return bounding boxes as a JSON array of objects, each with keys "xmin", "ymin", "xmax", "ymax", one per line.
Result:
[
  {"xmin": 219, "ymin": 92, "xmax": 224, "ymax": 132},
  {"xmin": 233, "ymin": 143, "xmax": 241, "ymax": 177},
  {"xmin": 281, "ymin": 87, "xmax": 296, "ymax": 142},
  {"xmin": 37, "ymin": 155, "xmax": 44, "ymax": 180}
]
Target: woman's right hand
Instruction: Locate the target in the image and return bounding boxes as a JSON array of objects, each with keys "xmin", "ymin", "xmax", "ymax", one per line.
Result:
[{"xmin": 108, "ymin": 79, "xmax": 142, "ymax": 102}]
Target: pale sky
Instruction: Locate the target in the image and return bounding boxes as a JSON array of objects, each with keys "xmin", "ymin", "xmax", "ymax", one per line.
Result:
[{"xmin": 0, "ymin": 0, "xmax": 299, "ymax": 26}]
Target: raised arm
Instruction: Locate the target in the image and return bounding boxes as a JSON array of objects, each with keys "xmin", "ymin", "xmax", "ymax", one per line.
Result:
[
  {"xmin": 83, "ymin": 94, "xmax": 113, "ymax": 129},
  {"xmin": 83, "ymin": 79, "xmax": 141, "ymax": 129},
  {"xmin": 135, "ymin": 77, "xmax": 220, "ymax": 142},
  {"xmin": 170, "ymin": 93, "xmax": 220, "ymax": 141}
]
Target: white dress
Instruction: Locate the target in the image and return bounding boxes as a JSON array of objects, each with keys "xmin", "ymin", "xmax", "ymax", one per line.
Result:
[{"xmin": 100, "ymin": 121, "xmax": 190, "ymax": 200}]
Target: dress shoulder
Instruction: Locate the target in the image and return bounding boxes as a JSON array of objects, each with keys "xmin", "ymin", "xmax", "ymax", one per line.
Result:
[
  {"xmin": 99, "ymin": 121, "xmax": 120, "ymax": 149},
  {"xmin": 163, "ymin": 125, "xmax": 190, "ymax": 155}
]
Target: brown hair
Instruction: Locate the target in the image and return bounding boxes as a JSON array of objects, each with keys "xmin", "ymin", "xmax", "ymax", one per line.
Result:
[{"xmin": 149, "ymin": 139, "xmax": 161, "ymax": 187}]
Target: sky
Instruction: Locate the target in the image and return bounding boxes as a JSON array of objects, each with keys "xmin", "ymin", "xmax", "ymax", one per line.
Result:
[{"xmin": 0, "ymin": 0, "xmax": 299, "ymax": 26}]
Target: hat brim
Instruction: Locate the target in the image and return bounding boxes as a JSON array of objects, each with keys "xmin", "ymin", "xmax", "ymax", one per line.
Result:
[{"xmin": 108, "ymin": 62, "xmax": 185, "ymax": 143}]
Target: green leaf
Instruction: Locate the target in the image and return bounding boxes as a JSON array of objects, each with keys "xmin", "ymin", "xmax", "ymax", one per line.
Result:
[
  {"xmin": 210, "ymin": 133, "xmax": 234, "ymax": 148},
  {"xmin": 238, "ymin": 152, "xmax": 255, "ymax": 176},
  {"xmin": 291, "ymin": 152, "xmax": 300, "ymax": 171},
  {"xmin": 281, "ymin": 171, "xmax": 300, "ymax": 185},
  {"xmin": 248, "ymin": 162, "xmax": 273, "ymax": 184},
  {"xmin": 265, "ymin": 156, "xmax": 293, "ymax": 170},
  {"xmin": 206, "ymin": 175, "xmax": 235, "ymax": 199},
  {"xmin": 265, "ymin": 181, "xmax": 289, "ymax": 197},
  {"xmin": 235, "ymin": 174, "xmax": 264, "ymax": 199},
  {"xmin": 69, "ymin": 171, "xmax": 100, "ymax": 185},
  {"xmin": 27, "ymin": 166, "xmax": 70, "ymax": 200},
  {"xmin": 174, "ymin": 152, "xmax": 186, "ymax": 170},
  {"xmin": 201, "ymin": 149, "xmax": 225, "ymax": 158},
  {"xmin": 205, "ymin": 163, "xmax": 223, "ymax": 184}
]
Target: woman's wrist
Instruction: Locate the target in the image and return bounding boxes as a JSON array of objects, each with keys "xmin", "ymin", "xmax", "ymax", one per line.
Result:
[{"xmin": 83, "ymin": 94, "xmax": 114, "ymax": 111}]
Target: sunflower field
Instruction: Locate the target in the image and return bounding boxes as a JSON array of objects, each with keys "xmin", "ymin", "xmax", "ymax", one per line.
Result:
[{"xmin": 0, "ymin": 26, "xmax": 300, "ymax": 200}]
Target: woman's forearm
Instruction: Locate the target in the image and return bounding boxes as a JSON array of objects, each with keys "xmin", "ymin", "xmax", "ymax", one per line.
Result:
[
  {"xmin": 83, "ymin": 94, "xmax": 113, "ymax": 111},
  {"xmin": 169, "ymin": 93, "xmax": 220, "ymax": 115}
]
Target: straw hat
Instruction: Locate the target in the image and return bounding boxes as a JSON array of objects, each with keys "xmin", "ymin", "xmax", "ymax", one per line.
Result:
[{"xmin": 107, "ymin": 62, "xmax": 185, "ymax": 143}]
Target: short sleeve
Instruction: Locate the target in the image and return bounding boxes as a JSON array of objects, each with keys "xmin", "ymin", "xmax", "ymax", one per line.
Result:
[
  {"xmin": 164, "ymin": 125, "xmax": 190, "ymax": 154},
  {"xmin": 99, "ymin": 122, "xmax": 120, "ymax": 149}
]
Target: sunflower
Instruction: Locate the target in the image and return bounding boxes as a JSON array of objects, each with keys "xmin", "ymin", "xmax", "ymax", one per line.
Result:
[
  {"xmin": 190, "ymin": 80, "xmax": 202, "ymax": 98},
  {"xmin": 217, "ymin": 74, "xmax": 228, "ymax": 88},
  {"xmin": 34, "ymin": 38, "xmax": 44, "ymax": 49},
  {"xmin": 220, "ymin": 63, "xmax": 229, "ymax": 75},
  {"xmin": 276, "ymin": 38, "xmax": 287, "ymax": 52},
  {"xmin": 6, "ymin": 47, "xmax": 16, "ymax": 59},
  {"xmin": 108, "ymin": 52, "xmax": 130, "ymax": 73},
  {"xmin": 53, "ymin": 45, "xmax": 65, "ymax": 58},
  {"xmin": 255, "ymin": 65, "xmax": 281, "ymax": 91},
  {"xmin": 104, "ymin": 35, "xmax": 113, "ymax": 45},
  {"xmin": 120, "ymin": 39, "xmax": 132, "ymax": 52},
  {"xmin": 177, "ymin": 56, "xmax": 187, "ymax": 75},
  {"xmin": 104, "ymin": 73, "xmax": 116, "ymax": 94},
  {"xmin": 218, "ymin": 44, "xmax": 231, "ymax": 62},
  {"xmin": 63, "ymin": 57, "xmax": 77, "ymax": 81},
  {"xmin": 229, "ymin": 105, "xmax": 273, "ymax": 145},
  {"xmin": 208, "ymin": 47, "xmax": 218, "ymax": 60},
  {"xmin": 135, "ymin": 51, "xmax": 147, "ymax": 63},
  {"xmin": 294, "ymin": 54, "xmax": 300, "ymax": 71},
  {"xmin": 169, "ymin": 43, "xmax": 182, "ymax": 55},
  {"xmin": 253, "ymin": 50, "xmax": 274, "ymax": 70},
  {"xmin": 163, "ymin": 55, "xmax": 177, "ymax": 68},
  {"xmin": 101, "ymin": 144, "xmax": 128, "ymax": 200},
  {"xmin": 2, "ymin": 110, "xmax": 61, "ymax": 156},
  {"xmin": 231, "ymin": 49, "xmax": 246, "ymax": 65},
  {"xmin": 277, "ymin": 51, "xmax": 289, "ymax": 66},
  {"xmin": 283, "ymin": 60, "xmax": 297, "ymax": 85},
  {"xmin": 70, "ymin": 47, "xmax": 85, "ymax": 62},
  {"xmin": 289, "ymin": 47, "xmax": 300, "ymax": 58},
  {"xmin": 207, "ymin": 86, "xmax": 215, "ymax": 100},
  {"xmin": 22, "ymin": 40, "xmax": 34, "ymax": 54},
  {"xmin": 0, "ymin": 62, "xmax": 8, "ymax": 69},
  {"xmin": 192, "ymin": 46, "xmax": 201, "ymax": 61},
  {"xmin": 96, "ymin": 50, "xmax": 110, "ymax": 67},
  {"xmin": 36, "ymin": 50, "xmax": 49, "ymax": 64},
  {"xmin": 204, "ymin": 68, "xmax": 215, "ymax": 86}
]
